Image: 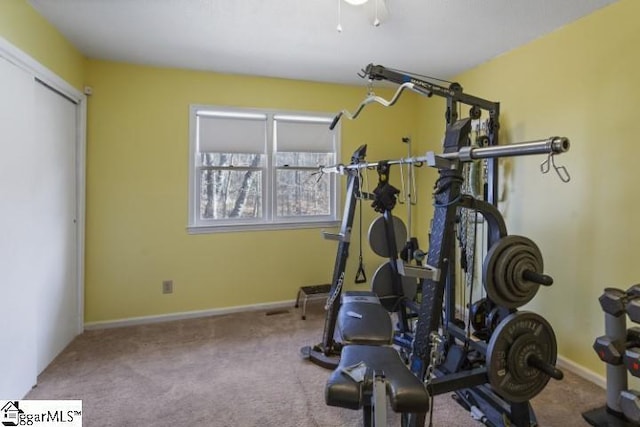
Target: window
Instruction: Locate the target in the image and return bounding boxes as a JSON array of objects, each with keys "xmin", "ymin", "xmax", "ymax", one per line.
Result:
[{"xmin": 188, "ymin": 106, "xmax": 340, "ymax": 232}]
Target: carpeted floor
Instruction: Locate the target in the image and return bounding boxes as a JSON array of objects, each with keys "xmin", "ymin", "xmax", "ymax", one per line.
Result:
[{"xmin": 26, "ymin": 303, "xmax": 603, "ymax": 426}]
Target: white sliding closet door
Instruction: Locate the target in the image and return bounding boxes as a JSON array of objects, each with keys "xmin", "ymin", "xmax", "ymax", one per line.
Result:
[
  {"xmin": 33, "ymin": 81, "xmax": 79, "ymax": 373},
  {"xmin": 0, "ymin": 47, "xmax": 83, "ymax": 398},
  {"xmin": 0, "ymin": 56, "xmax": 38, "ymax": 398}
]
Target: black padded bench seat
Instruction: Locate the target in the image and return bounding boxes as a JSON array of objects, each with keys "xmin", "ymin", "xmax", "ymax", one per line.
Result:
[
  {"xmin": 325, "ymin": 344, "xmax": 429, "ymax": 413},
  {"xmin": 337, "ymin": 291, "xmax": 393, "ymax": 345}
]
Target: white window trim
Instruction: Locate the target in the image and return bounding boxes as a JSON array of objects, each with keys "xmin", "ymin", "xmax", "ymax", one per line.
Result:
[{"xmin": 187, "ymin": 105, "xmax": 341, "ymax": 233}]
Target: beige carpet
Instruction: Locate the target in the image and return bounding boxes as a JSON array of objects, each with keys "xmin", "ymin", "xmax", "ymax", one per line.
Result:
[{"xmin": 26, "ymin": 303, "xmax": 602, "ymax": 426}]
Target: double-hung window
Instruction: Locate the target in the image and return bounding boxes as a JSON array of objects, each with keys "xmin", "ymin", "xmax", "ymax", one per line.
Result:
[{"xmin": 188, "ymin": 105, "xmax": 340, "ymax": 232}]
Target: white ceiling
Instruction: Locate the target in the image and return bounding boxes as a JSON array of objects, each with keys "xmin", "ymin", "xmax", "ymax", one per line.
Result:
[{"xmin": 29, "ymin": 0, "xmax": 617, "ymax": 85}]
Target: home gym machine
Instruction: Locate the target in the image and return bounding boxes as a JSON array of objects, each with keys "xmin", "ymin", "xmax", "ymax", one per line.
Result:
[
  {"xmin": 300, "ymin": 141, "xmax": 427, "ymax": 370},
  {"xmin": 319, "ymin": 64, "xmax": 570, "ymax": 426},
  {"xmin": 302, "ymin": 64, "xmax": 504, "ymax": 370}
]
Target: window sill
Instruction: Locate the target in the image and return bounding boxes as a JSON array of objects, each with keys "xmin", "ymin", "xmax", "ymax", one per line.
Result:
[{"xmin": 187, "ymin": 220, "xmax": 341, "ymax": 234}]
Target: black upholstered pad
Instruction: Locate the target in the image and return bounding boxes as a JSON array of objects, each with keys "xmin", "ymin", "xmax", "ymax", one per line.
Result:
[
  {"xmin": 325, "ymin": 345, "xmax": 429, "ymax": 413},
  {"xmin": 337, "ymin": 291, "xmax": 393, "ymax": 345}
]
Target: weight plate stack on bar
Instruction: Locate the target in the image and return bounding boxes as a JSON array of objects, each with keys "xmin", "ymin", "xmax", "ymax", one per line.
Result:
[{"xmin": 483, "ymin": 235, "xmax": 546, "ymax": 309}]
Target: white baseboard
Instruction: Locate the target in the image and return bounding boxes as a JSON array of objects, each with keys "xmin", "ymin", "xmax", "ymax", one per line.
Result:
[
  {"xmin": 84, "ymin": 299, "xmax": 296, "ymax": 330},
  {"xmin": 557, "ymin": 355, "xmax": 605, "ymax": 389}
]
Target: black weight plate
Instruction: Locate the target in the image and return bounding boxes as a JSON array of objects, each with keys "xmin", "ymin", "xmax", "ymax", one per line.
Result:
[
  {"xmin": 371, "ymin": 261, "xmax": 418, "ymax": 311},
  {"xmin": 501, "ymin": 246, "xmax": 537, "ymax": 299},
  {"xmin": 510, "ymin": 248, "xmax": 540, "ymax": 296},
  {"xmin": 470, "ymin": 298, "xmax": 488, "ymax": 332},
  {"xmin": 483, "ymin": 237, "xmax": 507, "ymax": 305},
  {"xmin": 485, "ymin": 306, "xmax": 514, "ymax": 335},
  {"xmin": 486, "ymin": 238, "xmax": 541, "ymax": 306},
  {"xmin": 494, "ymin": 245, "xmax": 530, "ymax": 299},
  {"xmin": 368, "ymin": 215, "xmax": 407, "ymax": 258},
  {"xmin": 483, "ymin": 235, "xmax": 544, "ymax": 309},
  {"xmin": 486, "ymin": 311, "xmax": 557, "ymax": 403}
]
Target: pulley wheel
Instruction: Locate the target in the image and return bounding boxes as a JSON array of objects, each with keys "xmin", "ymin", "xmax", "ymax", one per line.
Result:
[
  {"xmin": 368, "ymin": 215, "xmax": 407, "ymax": 258},
  {"xmin": 371, "ymin": 261, "xmax": 418, "ymax": 311},
  {"xmin": 486, "ymin": 311, "xmax": 558, "ymax": 403},
  {"xmin": 483, "ymin": 235, "xmax": 544, "ymax": 309}
]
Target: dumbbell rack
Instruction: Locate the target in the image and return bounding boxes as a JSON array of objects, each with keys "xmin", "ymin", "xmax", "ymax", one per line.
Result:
[{"xmin": 584, "ymin": 286, "xmax": 640, "ymax": 426}]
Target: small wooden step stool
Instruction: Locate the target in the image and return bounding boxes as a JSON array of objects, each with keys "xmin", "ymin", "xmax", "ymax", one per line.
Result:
[{"xmin": 295, "ymin": 284, "xmax": 331, "ymax": 320}]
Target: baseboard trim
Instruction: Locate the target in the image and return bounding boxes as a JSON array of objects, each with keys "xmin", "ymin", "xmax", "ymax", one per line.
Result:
[
  {"xmin": 556, "ymin": 355, "xmax": 605, "ymax": 389},
  {"xmin": 84, "ymin": 299, "xmax": 296, "ymax": 330}
]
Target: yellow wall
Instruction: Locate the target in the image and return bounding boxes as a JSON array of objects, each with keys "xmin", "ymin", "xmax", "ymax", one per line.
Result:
[
  {"xmin": 0, "ymin": 0, "xmax": 84, "ymax": 89},
  {"xmin": 420, "ymin": 0, "xmax": 638, "ymax": 376},
  {"xmin": 83, "ymin": 60, "xmax": 422, "ymax": 322},
  {"xmin": 413, "ymin": 97, "xmax": 446, "ymax": 245}
]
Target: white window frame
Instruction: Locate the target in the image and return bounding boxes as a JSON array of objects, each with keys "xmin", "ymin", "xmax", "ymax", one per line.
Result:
[{"xmin": 188, "ymin": 105, "xmax": 341, "ymax": 233}]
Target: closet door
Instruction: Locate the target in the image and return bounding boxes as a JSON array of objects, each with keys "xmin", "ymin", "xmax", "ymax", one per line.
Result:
[
  {"xmin": 33, "ymin": 81, "xmax": 79, "ymax": 373},
  {"xmin": 0, "ymin": 56, "xmax": 38, "ymax": 398}
]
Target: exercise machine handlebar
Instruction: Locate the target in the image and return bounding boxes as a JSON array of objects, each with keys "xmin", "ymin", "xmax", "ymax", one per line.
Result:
[
  {"xmin": 319, "ymin": 136, "xmax": 570, "ymax": 175},
  {"xmin": 363, "ymin": 64, "xmax": 499, "ymax": 113},
  {"xmin": 329, "ymin": 82, "xmax": 431, "ymax": 130}
]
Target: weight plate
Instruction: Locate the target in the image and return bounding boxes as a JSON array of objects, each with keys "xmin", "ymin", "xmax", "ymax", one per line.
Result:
[
  {"xmin": 486, "ymin": 311, "xmax": 558, "ymax": 402},
  {"xmin": 483, "ymin": 235, "xmax": 544, "ymax": 309},
  {"xmin": 368, "ymin": 215, "xmax": 407, "ymax": 258},
  {"xmin": 485, "ymin": 306, "xmax": 514, "ymax": 335},
  {"xmin": 371, "ymin": 261, "xmax": 418, "ymax": 311},
  {"xmin": 470, "ymin": 298, "xmax": 488, "ymax": 332},
  {"xmin": 498, "ymin": 245, "xmax": 535, "ymax": 299}
]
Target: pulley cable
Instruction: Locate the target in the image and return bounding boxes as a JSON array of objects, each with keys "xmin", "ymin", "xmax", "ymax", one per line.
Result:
[{"xmin": 355, "ymin": 195, "xmax": 367, "ymax": 284}]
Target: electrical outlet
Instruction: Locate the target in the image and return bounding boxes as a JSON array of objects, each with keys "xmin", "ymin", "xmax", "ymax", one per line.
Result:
[{"xmin": 162, "ymin": 280, "xmax": 173, "ymax": 294}]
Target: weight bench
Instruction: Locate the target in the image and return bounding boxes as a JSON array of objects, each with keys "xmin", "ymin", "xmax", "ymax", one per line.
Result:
[
  {"xmin": 327, "ymin": 291, "xmax": 428, "ymax": 426},
  {"xmin": 325, "ymin": 345, "xmax": 429, "ymax": 426},
  {"xmin": 337, "ymin": 291, "xmax": 394, "ymax": 345}
]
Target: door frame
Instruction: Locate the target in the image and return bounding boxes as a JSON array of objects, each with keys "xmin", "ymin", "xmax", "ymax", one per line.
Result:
[{"xmin": 0, "ymin": 36, "xmax": 87, "ymax": 334}]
